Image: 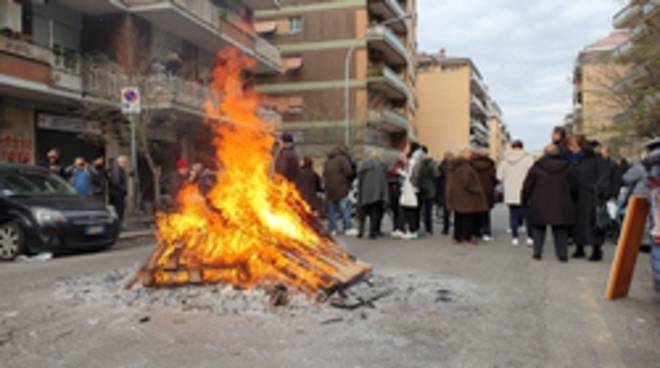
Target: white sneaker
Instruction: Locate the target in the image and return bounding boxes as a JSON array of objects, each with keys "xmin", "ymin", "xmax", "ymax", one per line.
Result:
[
  {"xmin": 391, "ymin": 230, "xmax": 405, "ymax": 238},
  {"xmin": 409, "ymin": 232, "xmax": 419, "ymax": 240},
  {"xmin": 402, "ymin": 232, "xmax": 415, "ymax": 240},
  {"xmin": 345, "ymin": 228, "xmax": 359, "ymax": 237},
  {"xmin": 482, "ymin": 235, "xmax": 493, "ymax": 242},
  {"xmin": 512, "ymin": 238, "xmax": 520, "ymax": 246},
  {"xmin": 526, "ymin": 238, "xmax": 534, "ymax": 247}
]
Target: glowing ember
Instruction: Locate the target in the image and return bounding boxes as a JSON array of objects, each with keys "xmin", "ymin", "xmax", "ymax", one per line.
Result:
[{"xmin": 131, "ymin": 48, "xmax": 369, "ymax": 294}]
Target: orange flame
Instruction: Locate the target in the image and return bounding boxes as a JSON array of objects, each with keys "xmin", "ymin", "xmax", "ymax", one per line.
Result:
[{"xmin": 140, "ymin": 48, "xmax": 355, "ymax": 293}]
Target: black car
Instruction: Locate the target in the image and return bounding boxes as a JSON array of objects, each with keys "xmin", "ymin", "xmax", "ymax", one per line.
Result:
[{"xmin": 0, "ymin": 164, "xmax": 120, "ymax": 260}]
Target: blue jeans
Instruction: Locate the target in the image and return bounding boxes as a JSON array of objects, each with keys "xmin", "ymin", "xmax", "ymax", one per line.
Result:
[
  {"xmin": 652, "ymin": 243, "xmax": 660, "ymax": 293},
  {"xmin": 327, "ymin": 197, "xmax": 353, "ymax": 233},
  {"xmin": 509, "ymin": 205, "xmax": 531, "ymax": 238}
]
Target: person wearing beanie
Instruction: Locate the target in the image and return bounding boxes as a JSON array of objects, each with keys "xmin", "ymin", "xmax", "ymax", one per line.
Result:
[
  {"xmin": 275, "ymin": 133, "xmax": 300, "ymax": 183},
  {"xmin": 168, "ymin": 158, "xmax": 190, "ymax": 206}
]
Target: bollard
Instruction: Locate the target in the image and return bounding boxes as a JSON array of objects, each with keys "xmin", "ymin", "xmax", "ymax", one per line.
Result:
[{"xmin": 605, "ymin": 196, "xmax": 650, "ymax": 300}]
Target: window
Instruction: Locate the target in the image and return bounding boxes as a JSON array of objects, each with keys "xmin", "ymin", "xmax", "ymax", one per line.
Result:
[{"xmin": 289, "ymin": 17, "xmax": 302, "ymax": 33}]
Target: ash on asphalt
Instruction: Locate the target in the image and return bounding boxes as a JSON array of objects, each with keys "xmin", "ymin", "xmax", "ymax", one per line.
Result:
[{"xmin": 53, "ymin": 266, "xmax": 486, "ymax": 324}]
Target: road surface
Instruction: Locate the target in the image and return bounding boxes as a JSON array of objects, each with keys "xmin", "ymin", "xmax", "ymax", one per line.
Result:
[{"xmin": 0, "ymin": 206, "xmax": 658, "ymax": 368}]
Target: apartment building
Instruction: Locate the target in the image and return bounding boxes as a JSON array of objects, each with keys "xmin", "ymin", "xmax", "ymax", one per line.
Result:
[
  {"xmin": 253, "ymin": 0, "xmax": 417, "ymax": 161},
  {"xmin": 610, "ymin": 0, "xmax": 659, "ymax": 156},
  {"xmin": 414, "ymin": 50, "xmax": 507, "ymax": 161},
  {"xmin": 568, "ymin": 30, "xmax": 629, "ymax": 147},
  {"xmin": 0, "ymin": 0, "xmax": 281, "ymax": 201}
]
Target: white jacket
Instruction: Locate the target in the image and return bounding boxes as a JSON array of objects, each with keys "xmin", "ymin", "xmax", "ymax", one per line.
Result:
[{"xmin": 497, "ymin": 149, "xmax": 534, "ymax": 205}]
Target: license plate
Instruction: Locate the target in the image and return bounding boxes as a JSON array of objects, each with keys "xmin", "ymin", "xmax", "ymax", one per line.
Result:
[{"xmin": 85, "ymin": 225, "xmax": 105, "ymax": 235}]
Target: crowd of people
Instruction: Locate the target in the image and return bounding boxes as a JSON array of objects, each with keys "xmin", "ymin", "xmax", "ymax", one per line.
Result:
[
  {"xmin": 273, "ymin": 129, "xmax": 659, "ymax": 270},
  {"xmin": 38, "ymin": 148, "xmax": 130, "ymax": 225}
]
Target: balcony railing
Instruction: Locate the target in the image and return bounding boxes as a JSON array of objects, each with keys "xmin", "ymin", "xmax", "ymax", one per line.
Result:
[
  {"xmin": 368, "ymin": 65, "xmax": 411, "ymax": 100},
  {"xmin": 614, "ymin": 39, "xmax": 635, "ymax": 59},
  {"xmin": 644, "ymin": 0, "xmax": 660, "ymax": 16},
  {"xmin": 122, "ymin": 0, "xmax": 281, "ymax": 71},
  {"xmin": 367, "ymin": 25, "xmax": 410, "ymax": 66},
  {"xmin": 0, "ymin": 36, "xmax": 52, "ymax": 65},
  {"xmin": 470, "ymin": 72, "xmax": 488, "ymax": 97},
  {"xmin": 367, "ymin": 108, "xmax": 409, "ymax": 132},
  {"xmin": 470, "ymin": 95, "xmax": 488, "ymax": 117},
  {"xmin": 368, "ymin": 0, "xmax": 407, "ymax": 32},
  {"xmin": 145, "ymin": 74, "xmax": 210, "ymax": 113},
  {"xmin": 613, "ymin": 3, "xmax": 641, "ymax": 29}
]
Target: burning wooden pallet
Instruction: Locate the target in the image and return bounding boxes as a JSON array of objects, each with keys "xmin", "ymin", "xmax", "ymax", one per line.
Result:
[{"xmin": 126, "ymin": 239, "xmax": 372, "ymax": 298}]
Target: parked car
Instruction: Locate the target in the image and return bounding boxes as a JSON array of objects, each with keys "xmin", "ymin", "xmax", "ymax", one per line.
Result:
[{"xmin": 0, "ymin": 164, "xmax": 120, "ymax": 260}]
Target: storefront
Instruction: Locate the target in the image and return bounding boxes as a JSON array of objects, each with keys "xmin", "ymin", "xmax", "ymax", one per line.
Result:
[{"xmin": 35, "ymin": 113, "xmax": 104, "ymax": 166}]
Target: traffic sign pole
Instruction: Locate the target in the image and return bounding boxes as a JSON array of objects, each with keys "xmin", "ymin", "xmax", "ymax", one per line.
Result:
[{"xmin": 121, "ymin": 87, "xmax": 142, "ymax": 212}]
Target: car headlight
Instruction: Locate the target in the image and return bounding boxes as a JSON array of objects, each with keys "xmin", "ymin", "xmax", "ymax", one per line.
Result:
[
  {"xmin": 106, "ymin": 205, "xmax": 118, "ymax": 220},
  {"xmin": 32, "ymin": 207, "xmax": 67, "ymax": 225}
]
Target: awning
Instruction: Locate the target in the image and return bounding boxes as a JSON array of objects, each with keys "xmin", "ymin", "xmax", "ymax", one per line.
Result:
[
  {"xmin": 283, "ymin": 57, "xmax": 303, "ymax": 73},
  {"xmin": 254, "ymin": 21, "xmax": 277, "ymax": 34}
]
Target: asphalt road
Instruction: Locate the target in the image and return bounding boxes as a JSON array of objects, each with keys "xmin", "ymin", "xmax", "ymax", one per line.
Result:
[{"xmin": 0, "ymin": 206, "xmax": 658, "ymax": 368}]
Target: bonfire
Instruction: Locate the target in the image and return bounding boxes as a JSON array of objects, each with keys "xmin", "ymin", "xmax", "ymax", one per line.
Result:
[{"xmin": 129, "ymin": 48, "xmax": 370, "ymax": 296}]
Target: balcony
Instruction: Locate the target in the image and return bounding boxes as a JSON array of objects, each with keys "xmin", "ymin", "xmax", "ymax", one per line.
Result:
[
  {"xmin": 470, "ymin": 72, "xmax": 488, "ymax": 98},
  {"xmin": 367, "ymin": 25, "xmax": 410, "ymax": 67},
  {"xmin": 367, "ymin": 108, "xmax": 409, "ymax": 132},
  {"xmin": 470, "ymin": 95, "xmax": 488, "ymax": 117},
  {"xmin": 0, "ymin": 36, "xmax": 52, "ymax": 65},
  {"xmin": 470, "ymin": 119, "xmax": 490, "ymax": 140},
  {"xmin": 241, "ymin": 0, "xmax": 281, "ymax": 10},
  {"xmin": 144, "ymin": 74, "xmax": 211, "ymax": 116},
  {"xmin": 613, "ymin": 3, "xmax": 642, "ymax": 29},
  {"xmin": 368, "ymin": 65, "xmax": 410, "ymax": 101},
  {"xmin": 614, "ymin": 39, "xmax": 635, "ymax": 59},
  {"xmin": 120, "ymin": 0, "xmax": 281, "ymax": 74},
  {"xmin": 644, "ymin": 0, "xmax": 660, "ymax": 17},
  {"xmin": 368, "ymin": 0, "xmax": 407, "ymax": 33}
]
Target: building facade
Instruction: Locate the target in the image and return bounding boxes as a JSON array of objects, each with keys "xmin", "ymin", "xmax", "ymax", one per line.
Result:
[
  {"xmin": 610, "ymin": 0, "xmax": 659, "ymax": 157},
  {"xmin": 413, "ymin": 50, "xmax": 508, "ymax": 161},
  {"xmin": 254, "ymin": 0, "xmax": 417, "ymax": 161},
  {"xmin": 568, "ymin": 30, "xmax": 629, "ymax": 150},
  {"xmin": 0, "ymin": 0, "xmax": 281, "ymax": 204}
]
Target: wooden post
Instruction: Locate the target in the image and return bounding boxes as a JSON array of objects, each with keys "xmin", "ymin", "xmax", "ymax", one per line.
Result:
[{"xmin": 605, "ymin": 196, "xmax": 650, "ymax": 300}]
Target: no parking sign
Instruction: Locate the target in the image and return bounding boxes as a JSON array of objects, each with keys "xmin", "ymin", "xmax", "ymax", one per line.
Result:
[{"xmin": 121, "ymin": 87, "xmax": 141, "ymax": 114}]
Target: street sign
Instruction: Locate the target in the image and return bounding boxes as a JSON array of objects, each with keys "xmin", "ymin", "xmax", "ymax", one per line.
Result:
[{"xmin": 121, "ymin": 87, "xmax": 141, "ymax": 114}]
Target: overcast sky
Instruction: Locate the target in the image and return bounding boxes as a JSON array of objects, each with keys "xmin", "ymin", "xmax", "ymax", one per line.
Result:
[{"xmin": 417, "ymin": 0, "xmax": 623, "ymax": 150}]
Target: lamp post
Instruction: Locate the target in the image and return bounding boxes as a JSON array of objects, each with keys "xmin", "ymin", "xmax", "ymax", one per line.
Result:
[{"xmin": 343, "ymin": 13, "xmax": 412, "ymax": 147}]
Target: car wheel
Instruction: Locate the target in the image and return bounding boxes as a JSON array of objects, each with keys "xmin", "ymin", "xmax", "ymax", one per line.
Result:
[{"xmin": 0, "ymin": 222, "xmax": 25, "ymax": 261}]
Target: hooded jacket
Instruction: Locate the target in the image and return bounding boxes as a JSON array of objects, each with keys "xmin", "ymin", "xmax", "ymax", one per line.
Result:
[
  {"xmin": 471, "ymin": 155, "xmax": 497, "ymax": 207},
  {"xmin": 323, "ymin": 147, "xmax": 354, "ymax": 202},
  {"xmin": 445, "ymin": 158, "xmax": 489, "ymax": 214},
  {"xmin": 522, "ymin": 154, "xmax": 577, "ymax": 225},
  {"xmin": 497, "ymin": 149, "xmax": 534, "ymax": 205}
]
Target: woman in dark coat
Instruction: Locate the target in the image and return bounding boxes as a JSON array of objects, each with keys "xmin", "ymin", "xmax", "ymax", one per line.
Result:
[
  {"xmin": 523, "ymin": 144, "xmax": 577, "ymax": 262},
  {"xmin": 445, "ymin": 149, "xmax": 489, "ymax": 244},
  {"xmin": 437, "ymin": 152, "xmax": 454, "ymax": 235},
  {"xmin": 295, "ymin": 157, "xmax": 323, "ymax": 214},
  {"xmin": 471, "ymin": 151, "xmax": 497, "ymax": 241},
  {"xmin": 566, "ymin": 135, "xmax": 607, "ymax": 261}
]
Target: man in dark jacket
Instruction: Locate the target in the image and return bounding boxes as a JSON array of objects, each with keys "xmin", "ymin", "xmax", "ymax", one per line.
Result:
[
  {"xmin": 38, "ymin": 148, "xmax": 66, "ymax": 177},
  {"xmin": 471, "ymin": 150, "xmax": 497, "ymax": 241},
  {"xmin": 356, "ymin": 152, "xmax": 389, "ymax": 239},
  {"xmin": 89, "ymin": 155, "xmax": 108, "ymax": 203},
  {"xmin": 274, "ymin": 133, "xmax": 299, "ymax": 183},
  {"xmin": 323, "ymin": 146, "xmax": 356, "ymax": 236},
  {"xmin": 523, "ymin": 145, "xmax": 577, "ymax": 262},
  {"xmin": 414, "ymin": 147, "xmax": 439, "ymax": 235},
  {"xmin": 109, "ymin": 155, "xmax": 129, "ymax": 226},
  {"xmin": 552, "ymin": 126, "xmax": 568, "ymax": 157}
]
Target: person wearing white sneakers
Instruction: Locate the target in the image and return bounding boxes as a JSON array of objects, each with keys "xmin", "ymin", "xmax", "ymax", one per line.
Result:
[
  {"xmin": 498, "ymin": 140, "xmax": 534, "ymax": 246},
  {"xmin": 399, "ymin": 143, "xmax": 424, "ymax": 240}
]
